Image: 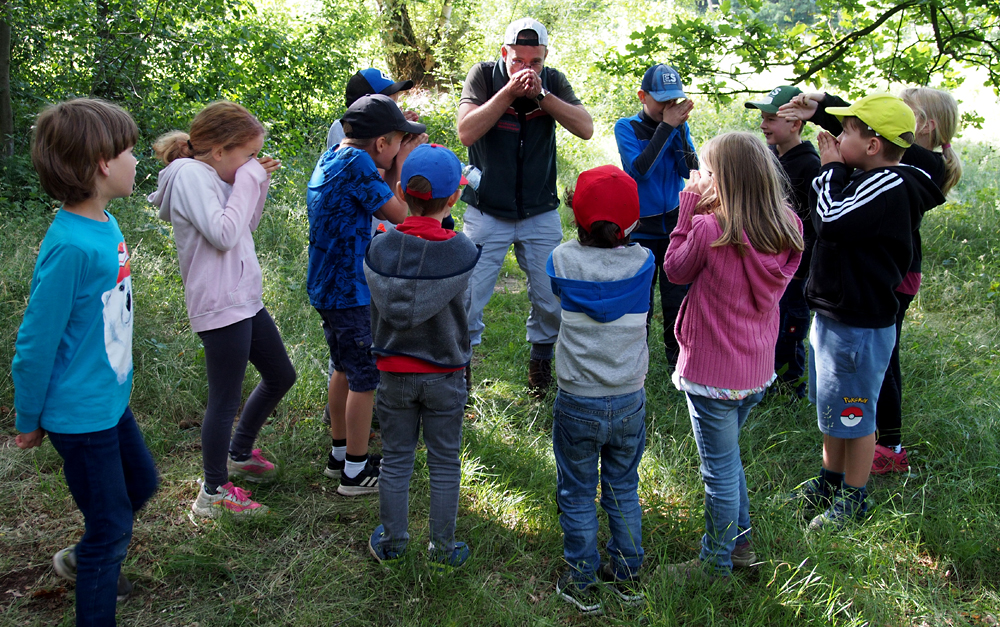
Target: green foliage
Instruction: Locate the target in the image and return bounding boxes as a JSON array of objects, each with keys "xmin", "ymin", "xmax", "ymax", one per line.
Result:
[
  {"xmin": 599, "ymin": 0, "xmax": 1000, "ymax": 102},
  {"xmin": 751, "ymin": 0, "xmax": 818, "ymax": 27},
  {"xmin": 2, "ymin": 0, "xmax": 368, "ymax": 208}
]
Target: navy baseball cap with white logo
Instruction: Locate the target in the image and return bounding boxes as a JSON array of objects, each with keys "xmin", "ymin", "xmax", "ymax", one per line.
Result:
[
  {"xmin": 641, "ymin": 64, "xmax": 687, "ymax": 102},
  {"xmin": 345, "ymin": 68, "xmax": 414, "ymax": 108},
  {"xmin": 401, "ymin": 144, "xmax": 469, "ymax": 200}
]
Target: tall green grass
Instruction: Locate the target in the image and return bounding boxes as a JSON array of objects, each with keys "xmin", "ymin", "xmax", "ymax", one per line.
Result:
[{"xmin": 1, "ymin": 141, "xmax": 999, "ymax": 626}]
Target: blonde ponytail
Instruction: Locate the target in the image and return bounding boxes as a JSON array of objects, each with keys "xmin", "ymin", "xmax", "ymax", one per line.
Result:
[
  {"xmin": 152, "ymin": 130, "xmax": 194, "ymax": 165},
  {"xmin": 901, "ymin": 87, "xmax": 964, "ymax": 195}
]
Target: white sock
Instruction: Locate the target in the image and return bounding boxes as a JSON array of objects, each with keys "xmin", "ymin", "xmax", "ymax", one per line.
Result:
[
  {"xmin": 892, "ymin": 444, "xmax": 903, "ymax": 454},
  {"xmin": 331, "ymin": 445, "xmax": 347, "ymax": 461},
  {"xmin": 344, "ymin": 459, "xmax": 367, "ymax": 479}
]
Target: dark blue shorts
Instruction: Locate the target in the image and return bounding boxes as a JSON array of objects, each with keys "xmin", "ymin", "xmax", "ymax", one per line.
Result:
[{"xmin": 317, "ymin": 306, "xmax": 379, "ymax": 392}]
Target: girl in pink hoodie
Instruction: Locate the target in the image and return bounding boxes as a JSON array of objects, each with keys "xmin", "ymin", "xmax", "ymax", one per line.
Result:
[
  {"xmin": 663, "ymin": 132, "xmax": 803, "ymax": 579},
  {"xmin": 149, "ymin": 102, "xmax": 296, "ymax": 518}
]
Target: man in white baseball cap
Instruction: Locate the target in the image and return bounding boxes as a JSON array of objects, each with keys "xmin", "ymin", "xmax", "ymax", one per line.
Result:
[{"xmin": 457, "ymin": 17, "xmax": 593, "ymax": 397}]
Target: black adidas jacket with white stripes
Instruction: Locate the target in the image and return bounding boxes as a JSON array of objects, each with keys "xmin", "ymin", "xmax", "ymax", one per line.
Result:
[{"xmin": 806, "ymin": 162, "xmax": 945, "ymax": 328}]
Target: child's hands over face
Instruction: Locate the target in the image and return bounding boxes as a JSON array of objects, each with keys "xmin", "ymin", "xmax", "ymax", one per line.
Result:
[
  {"xmin": 662, "ymin": 99, "xmax": 695, "ymax": 127},
  {"xmin": 816, "ymin": 131, "xmax": 843, "ymax": 165},
  {"xmin": 684, "ymin": 170, "xmax": 714, "ymax": 197},
  {"xmin": 403, "ymin": 110, "xmax": 420, "ymax": 122},
  {"xmin": 257, "ymin": 155, "xmax": 282, "ymax": 176},
  {"xmin": 397, "ymin": 133, "xmax": 429, "ymax": 165},
  {"xmin": 777, "ymin": 92, "xmax": 823, "ymax": 122}
]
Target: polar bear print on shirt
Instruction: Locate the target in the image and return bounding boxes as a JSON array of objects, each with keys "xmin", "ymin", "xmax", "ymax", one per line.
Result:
[{"xmin": 102, "ymin": 241, "xmax": 133, "ymax": 384}]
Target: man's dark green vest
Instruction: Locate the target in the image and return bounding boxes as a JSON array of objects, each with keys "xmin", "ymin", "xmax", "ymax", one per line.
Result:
[{"xmin": 460, "ymin": 61, "xmax": 561, "ymax": 220}]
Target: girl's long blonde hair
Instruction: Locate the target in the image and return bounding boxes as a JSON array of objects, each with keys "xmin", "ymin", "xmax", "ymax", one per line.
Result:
[
  {"xmin": 701, "ymin": 132, "xmax": 804, "ymax": 256},
  {"xmin": 900, "ymin": 87, "xmax": 963, "ymax": 195}
]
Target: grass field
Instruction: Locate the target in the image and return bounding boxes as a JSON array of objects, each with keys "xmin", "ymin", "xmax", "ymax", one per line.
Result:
[{"xmin": 1, "ymin": 140, "xmax": 999, "ymax": 626}]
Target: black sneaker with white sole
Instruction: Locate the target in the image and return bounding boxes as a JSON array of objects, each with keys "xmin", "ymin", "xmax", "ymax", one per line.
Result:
[
  {"xmin": 556, "ymin": 571, "xmax": 603, "ymax": 615},
  {"xmin": 598, "ymin": 563, "xmax": 643, "ymax": 605},
  {"xmin": 325, "ymin": 453, "xmax": 381, "ymax": 480},
  {"xmin": 337, "ymin": 456, "xmax": 381, "ymax": 496},
  {"xmin": 323, "ymin": 453, "xmax": 344, "ymax": 479}
]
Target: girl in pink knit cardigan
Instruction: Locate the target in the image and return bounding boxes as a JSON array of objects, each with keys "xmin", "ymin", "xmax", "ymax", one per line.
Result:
[{"xmin": 663, "ymin": 132, "xmax": 804, "ymax": 579}]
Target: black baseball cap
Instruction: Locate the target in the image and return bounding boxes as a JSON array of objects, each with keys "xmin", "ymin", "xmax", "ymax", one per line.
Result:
[
  {"xmin": 345, "ymin": 68, "xmax": 415, "ymax": 108},
  {"xmin": 341, "ymin": 94, "xmax": 426, "ymax": 139}
]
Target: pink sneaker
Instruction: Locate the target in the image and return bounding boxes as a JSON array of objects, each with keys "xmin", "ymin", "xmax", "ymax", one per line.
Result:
[
  {"xmin": 228, "ymin": 449, "xmax": 277, "ymax": 483},
  {"xmin": 192, "ymin": 481, "xmax": 269, "ymax": 518},
  {"xmin": 871, "ymin": 444, "xmax": 909, "ymax": 474}
]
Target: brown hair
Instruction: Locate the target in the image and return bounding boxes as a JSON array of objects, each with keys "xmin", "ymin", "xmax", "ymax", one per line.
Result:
[
  {"xmin": 701, "ymin": 132, "xmax": 804, "ymax": 256},
  {"xmin": 900, "ymin": 87, "xmax": 963, "ymax": 194},
  {"xmin": 842, "ymin": 116, "xmax": 913, "ymax": 162},
  {"xmin": 31, "ymin": 98, "xmax": 138, "ymax": 205},
  {"xmin": 340, "ymin": 131, "xmax": 400, "ymax": 150},
  {"xmin": 153, "ymin": 101, "xmax": 265, "ymax": 165},
  {"xmin": 577, "ymin": 221, "xmax": 628, "ymax": 248},
  {"xmin": 403, "ymin": 175, "xmax": 451, "ymax": 215}
]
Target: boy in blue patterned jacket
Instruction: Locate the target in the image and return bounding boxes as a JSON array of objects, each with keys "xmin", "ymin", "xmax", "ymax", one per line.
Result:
[{"xmin": 307, "ymin": 94, "xmax": 426, "ymax": 496}]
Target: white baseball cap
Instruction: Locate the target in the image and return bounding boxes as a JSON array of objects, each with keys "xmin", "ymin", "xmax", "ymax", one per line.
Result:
[{"xmin": 504, "ymin": 18, "xmax": 548, "ymax": 46}]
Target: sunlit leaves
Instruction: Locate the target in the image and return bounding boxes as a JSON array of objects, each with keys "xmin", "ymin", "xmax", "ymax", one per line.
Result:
[{"xmin": 599, "ymin": 0, "xmax": 1000, "ymax": 101}]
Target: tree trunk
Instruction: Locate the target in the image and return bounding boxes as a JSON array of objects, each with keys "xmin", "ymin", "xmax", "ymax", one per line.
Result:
[
  {"xmin": 91, "ymin": 0, "xmax": 118, "ymax": 99},
  {"xmin": 0, "ymin": 4, "xmax": 13, "ymax": 157},
  {"xmin": 381, "ymin": 0, "xmax": 429, "ymax": 86}
]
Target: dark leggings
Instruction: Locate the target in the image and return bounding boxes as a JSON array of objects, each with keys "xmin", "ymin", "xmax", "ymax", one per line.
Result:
[
  {"xmin": 198, "ymin": 307, "xmax": 296, "ymax": 488},
  {"xmin": 875, "ymin": 292, "xmax": 915, "ymax": 448},
  {"xmin": 637, "ymin": 227, "xmax": 688, "ymax": 362}
]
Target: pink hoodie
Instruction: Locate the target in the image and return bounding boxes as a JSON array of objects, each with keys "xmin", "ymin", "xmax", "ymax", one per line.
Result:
[
  {"xmin": 664, "ymin": 191, "xmax": 802, "ymax": 390},
  {"xmin": 148, "ymin": 158, "xmax": 270, "ymax": 333}
]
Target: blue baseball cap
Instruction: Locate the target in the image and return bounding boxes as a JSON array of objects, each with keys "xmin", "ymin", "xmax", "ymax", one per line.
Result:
[
  {"xmin": 401, "ymin": 144, "xmax": 469, "ymax": 200},
  {"xmin": 641, "ymin": 64, "xmax": 687, "ymax": 102},
  {"xmin": 345, "ymin": 68, "xmax": 414, "ymax": 107}
]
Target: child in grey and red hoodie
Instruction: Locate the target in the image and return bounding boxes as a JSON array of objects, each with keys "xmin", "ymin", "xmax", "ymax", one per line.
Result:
[{"xmin": 150, "ymin": 101, "xmax": 297, "ymax": 517}]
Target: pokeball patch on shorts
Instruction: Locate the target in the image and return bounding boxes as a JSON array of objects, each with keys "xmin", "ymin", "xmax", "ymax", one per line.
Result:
[{"xmin": 840, "ymin": 406, "xmax": 864, "ymax": 428}]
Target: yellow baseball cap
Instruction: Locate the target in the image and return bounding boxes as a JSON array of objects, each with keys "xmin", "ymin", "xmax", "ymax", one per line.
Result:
[{"xmin": 825, "ymin": 93, "xmax": 916, "ymax": 148}]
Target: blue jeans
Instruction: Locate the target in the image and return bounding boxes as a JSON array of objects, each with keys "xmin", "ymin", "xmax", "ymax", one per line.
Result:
[
  {"xmin": 808, "ymin": 313, "xmax": 894, "ymax": 438},
  {"xmin": 684, "ymin": 391, "xmax": 764, "ymax": 573},
  {"xmin": 47, "ymin": 407, "xmax": 159, "ymax": 626},
  {"xmin": 376, "ymin": 370, "xmax": 466, "ymax": 553},
  {"xmin": 552, "ymin": 388, "xmax": 646, "ymax": 582}
]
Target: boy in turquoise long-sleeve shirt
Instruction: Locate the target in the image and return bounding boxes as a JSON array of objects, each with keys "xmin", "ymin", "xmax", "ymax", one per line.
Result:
[{"xmin": 13, "ymin": 98, "xmax": 158, "ymax": 626}]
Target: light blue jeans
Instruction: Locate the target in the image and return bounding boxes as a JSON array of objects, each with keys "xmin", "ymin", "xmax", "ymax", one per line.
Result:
[
  {"xmin": 462, "ymin": 207, "xmax": 562, "ymax": 347},
  {"xmin": 375, "ymin": 370, "xmax": 467, "ymax": 553},
  {"xmin": 684, "ymin": 391, "xmax": 764, "ymax": 573},
  {"xmin": 553, "ymin": 388, "xmax": 646, "ymax": 582}
]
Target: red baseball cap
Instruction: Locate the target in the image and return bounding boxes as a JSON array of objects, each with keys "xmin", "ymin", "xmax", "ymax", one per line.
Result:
[{"xmin": 572, "ymin": 165, "xmax": 640, "ymax": 236}]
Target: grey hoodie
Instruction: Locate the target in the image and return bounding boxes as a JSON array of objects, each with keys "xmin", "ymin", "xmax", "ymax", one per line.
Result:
[{"xmin": 364, "ymin": 228, "xmax": 481, "ymax": 368}]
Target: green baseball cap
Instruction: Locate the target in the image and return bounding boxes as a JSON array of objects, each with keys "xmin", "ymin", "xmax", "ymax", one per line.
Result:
[
  {"xmin": 745, "ymin": 86, "xmax": 802, "ymax": 114},
  {"xmin": 825, "ymin": 93, "xmax": 916, "ymax": 148}
]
